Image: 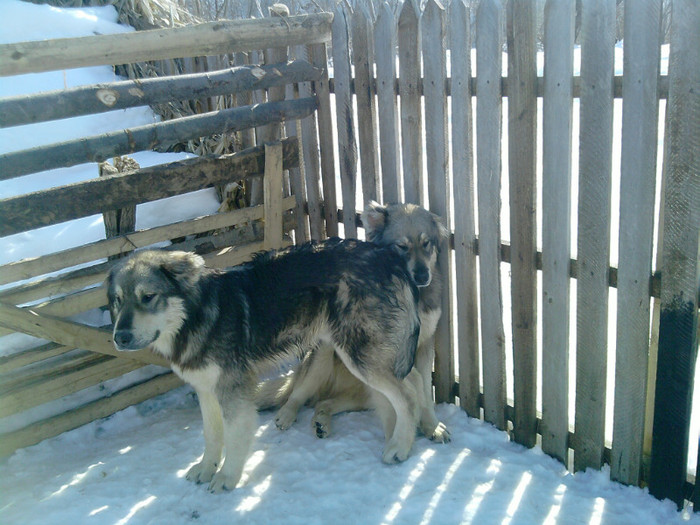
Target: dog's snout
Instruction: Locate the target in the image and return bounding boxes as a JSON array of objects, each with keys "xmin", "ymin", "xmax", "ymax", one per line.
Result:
[
  {"xmin": 413, "ymin": 266, "xmax": 431, "ymax": 287},
  {"xmin": 114, "ymin": 330, "xmax": 134, "ymax": 349}
]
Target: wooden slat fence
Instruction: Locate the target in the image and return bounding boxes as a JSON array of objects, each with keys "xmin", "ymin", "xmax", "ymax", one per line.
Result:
[
  {"xmin": 324, "ymin": 0, "xmax": 699, "ymax": 509},
  {"xmin": 0, "ymin": 12, "xmax": 334, "ymax": 457}
]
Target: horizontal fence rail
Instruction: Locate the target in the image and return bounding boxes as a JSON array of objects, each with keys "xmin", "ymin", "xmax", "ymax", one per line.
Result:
[{"xmin": 0, "ymin": 13, "xmax": 333, "ymax": 76}]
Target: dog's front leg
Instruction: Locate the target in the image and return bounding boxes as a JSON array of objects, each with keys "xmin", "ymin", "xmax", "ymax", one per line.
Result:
[
  {"xmin": 186, "ymin": 388, "xmax": 223, "ymax": 485},
  {"xmin": 415, "ymin": 341, "xmax": 451, "ymax": 443},
  {"xmin": 208, "ymin": 395, "xmax": 258, "ymax": 493}
]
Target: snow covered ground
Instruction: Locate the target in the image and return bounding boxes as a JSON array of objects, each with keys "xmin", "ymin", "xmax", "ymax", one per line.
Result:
[{"xmin": 0, "ymin": 1, "xmax": 697, "ymax": 524}]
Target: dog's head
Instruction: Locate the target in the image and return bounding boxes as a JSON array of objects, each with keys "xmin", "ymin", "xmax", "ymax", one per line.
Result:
[
  {"xmin": 105, "ymin": 250, "xmax": 205, "ymax": 354},
  {"xmin": 362, "ymin": 201, "xmax": 448, "ymax": 287}
]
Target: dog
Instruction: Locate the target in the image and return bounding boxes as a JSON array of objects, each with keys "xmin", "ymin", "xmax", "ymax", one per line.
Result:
[
  {"xmin": 105, "ymin": 239, "xmax": 422, "ymax": 493},
  {"xmin": 257, "ymin": 202, "xmax": 451, "ymax": 444}
]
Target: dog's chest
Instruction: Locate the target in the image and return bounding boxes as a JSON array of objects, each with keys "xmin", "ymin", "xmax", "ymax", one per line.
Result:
[
  {"xmin": 172, "ymin": 363, "xmax": 221, "ymax": 392},
  {"xmin": 419, "ymin": 307, "xmax": 441, "ymax": 344}
]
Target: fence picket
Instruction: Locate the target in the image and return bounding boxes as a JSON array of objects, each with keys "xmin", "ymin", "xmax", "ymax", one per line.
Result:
[
  {"xmin": 294, "ymin": 44, "xmax": 324, "ymax": 241},
  {"xmin": 611, "ymin": 0, "xmax": 662, "ymax": 486},
  {"xmin": 310, "ymin": 42, "xmax": 338, "ymax": 237},
  {"xmin": 449, "ymin": 0, "xmax": 480, "ymax": 418},
  {"xmin": 476, "ymin": 0, "xmax": 507, "ymax": 431},
  {"xmin": 375, "ymin": 3, "xmax": 401, "ymax": 204},
  {"xmin": 352, "ymin": 6, "xmax": 380, "ymax": 205},
  {"xmin": 332, "ymin": 4, "xmax": 358, "ymax": 237},
  {"xmin": 422, "ymin": 0, "xmax": 454, "ymax": 403},
  {"xmin": 398, "ymin": 0, "xmax": 423, "ymax": 206},
  {"xmin": 648, "ymin": 0, "xmax": 700, "ymax": 507},
  {"xmin": 541, "ymin": 0, "xmax": 575, "ymax": 465},
  {"xmin": 573, "ymin": 0, "xmax": 616, "ymax": 473},
  {"xmin": 506, "ymin": 0, "xmax": 538, "ymax": 449}
]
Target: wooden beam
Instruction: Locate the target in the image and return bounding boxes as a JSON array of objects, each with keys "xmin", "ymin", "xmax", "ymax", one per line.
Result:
[
  {"xmin": 0, "ymin": 137, "xmax": 300, "ymax": 236},
  {"xmin": 0, "ymin": 14, "xmax": 333, "ymax": 76},
  {"xmin": 0, "ymin": 61, "xmax": 322, "ymax": 128},
  {"xmin": 0, "ymin": 373, "xmax": 183, "ymax": 457},
  {"xmin": 0, "ymin": 98, "xmax": 314, "ymax": 180},
  {"xmin": 0, "ymin": 302, "xmax": 168, "ymax": 368}
]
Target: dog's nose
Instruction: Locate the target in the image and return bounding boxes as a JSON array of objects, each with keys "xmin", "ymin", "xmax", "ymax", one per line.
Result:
[
  {"xmin": 114, "ymin": 330, "xmax": 134, "ymax": 348},
  {"xmin": 414, "ymin": 267, "xmax": 431, "ymax": 287}
]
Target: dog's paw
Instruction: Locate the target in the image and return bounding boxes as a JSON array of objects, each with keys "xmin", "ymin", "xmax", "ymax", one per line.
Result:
[
  {"xmin": 274, "ymin": 406, "xmax": 297, "ymax": 431},
  {"xmin": 311, "ymin": 412, "xmax": 331, "ymax": 439},
  {"xmin": 428, "ymin": 422, "xmax": 451, "ymax": 444},
  {"xmin": 382, "ymin": 442, "xmax": 410, "ymax": 464},
  {"xmin": 185, "ymin": 460, "xmax": 217, "ymax": 485},
  {"xmin": 208, "ymin": 471, "xmax": 239, "ymax": 493}
]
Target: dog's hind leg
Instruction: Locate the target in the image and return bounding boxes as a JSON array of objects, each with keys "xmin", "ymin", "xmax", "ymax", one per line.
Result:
[
  {"xmin": 275, "ymin": 343, "xmax": 334, "ymax": 430},
  {"xmin": 311, "ymin": 394, "xmax": 369, "ymax": 439},
  {"xmin": 186, "ymin": 388, "xmax": 224, "ymax": 485},
  {"xmin": 415, "ymin": 342, "xmax": 451, "ymax": 443}
]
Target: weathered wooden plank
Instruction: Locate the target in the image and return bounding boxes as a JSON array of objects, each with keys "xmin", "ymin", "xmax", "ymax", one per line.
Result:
[
  {"xmin": 263, "ymin": 142, "xmax": 285, "ymax": 250},
  {"xmin": 0, "ymin": 98, "xmax": 313, "ymax": 181},
  {"xmin": 476, "ymin": 0, "xmax": 507, "ymax": 431},
  {"xmin": 352, "ymin": 5, "xmax": 380, "ymax": 205},
  {"xmin": 450, "ymin": 0, "xmax": 480, "ymax": 418},
  {"xmin": 0, "ymin": 373, "xmax": 183, "ymax": 458},
  {"xmin": 611, "ymin": 0, "xmax": 662, "ymax": 486},
  {"xmin": 294, "ymin": 44, "xmax": 324, "ymax": 241},
  {"xmin": 649, "ymin": 0, "xmax": 700, "ymax": 507},
  {"xmin": 573, "ymin": 0, "xmax": 616, "ymax": 473},
  {"xmin": 422, "ymin": 0, "xmax": 454, "ymax": 403},
  {"xmin": 0, "ymin": 353, "xmax": 143, "ymax": 418},
  {"xmin": 0, "ymin": 342, "xmax": 71, "ymax": 374},
  {"xmin": 0, "ymin": 137, "xmax": 299, "ymax": 237},
  {"xmin": 398, "ymin": 0, "xmax": 424, "ymax": 206},
  {"xmin": 507, "ymin": 0, "xmax": 538, "ymax": 449},
  {"xmin": 285, "ymin": 83, "xmax": 310, "ymax": 244},
  {"xmin": 375, "ymin": 3, "xmax": 401, "ymax": 204},
  {"xmin": 540, "ymin": 0, "xmax": 575, "ymax": 465},
  {"xmin": 0, "ymin": 61, "xmax": 322, "ymax": 128},
  {"xmin": 310, "ymin": 42, "xmax": 339, "ymax": 237},
  {"xmin": 0, "ymin": 302, "xmax": 168, "ymax": 368},
  {"xmin": 332, "ymin": 4, "xmax": 358, "ymax": 238},
  {"xmin": 0, "ymin": 14, "xmax": 334, "ymax": 76}
]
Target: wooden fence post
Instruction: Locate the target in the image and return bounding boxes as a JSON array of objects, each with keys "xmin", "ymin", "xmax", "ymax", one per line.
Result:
[
  {"xmin": 332, "ymin": 3, "xmax": 358, "ymax": 238},
  {"xmin": 541, "ymin": 0, "xmax": 575, "ymax": 466},
  {"xmin": 398, "ymin": 0, "xmax": 424, "ymax": 207},
  {"xmin": 648, "ymin": 0, "xmax": 700, "ymax": 508},
  {"xmin": 450, "ymin": 0, "xmax": 480, "ymax": 419},
  {"xmin": 573, "ymin": 0, "xmax": 616, "ymax": 474},
  {"xmin": 507, "ymin": 0, "xmax": 538, "ymax": 449},
  {"xmin": 422, "ymin": 0, "xmax": 454, "ymax": 404},
  {"xmin": 476, "ymin": 0, "xmax": 507, "ymax": 431},
  {"xmin": 263, "ymin": 142, "xmax": 285, "ymax": 250},
  {"xmin": 375, "ymin": 3, "xmax": 401, "ymax": 204},
  {"xmin": 611, "ymin": 0, "xmax": 662, "ymax": 486}
]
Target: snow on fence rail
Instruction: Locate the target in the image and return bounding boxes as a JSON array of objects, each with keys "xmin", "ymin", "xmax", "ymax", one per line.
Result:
[{"xmin": 323, "ymin": 0, "xmax": 698, "ymax": 510}]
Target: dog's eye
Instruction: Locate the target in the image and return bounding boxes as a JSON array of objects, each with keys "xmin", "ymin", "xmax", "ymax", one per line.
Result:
[
  {"xmin": 396, "ymin": 243, "xmax": 409, "ymax": 252},
  {"xmin": 422, "ymin": 240, "xmax": 432, "ymax": 251},
  {"xmin": 141, "ymin": 293, "xmax": 156, "ymax": 305}
]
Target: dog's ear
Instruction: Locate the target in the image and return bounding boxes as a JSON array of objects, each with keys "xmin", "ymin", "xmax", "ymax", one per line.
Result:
[
  {"xmin": 362, "ymin": 201, "xmax": 388, "ymax": 241},
  {"xmin": 160, "ymin": 251, "xmax": 205, "ymax": 287},
  {"xmin": 431, "ymin": 212, "xmax": 450, "ymax": 243}
]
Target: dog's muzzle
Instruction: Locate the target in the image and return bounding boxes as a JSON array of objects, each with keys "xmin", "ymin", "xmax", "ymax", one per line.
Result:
[
  {"xmin": 413, "ymin": 267, "xmax": 431, "ymax": 287},
  {"xmin": 113, "ymin": 329, "xmax": 159, "ymax": 351}
]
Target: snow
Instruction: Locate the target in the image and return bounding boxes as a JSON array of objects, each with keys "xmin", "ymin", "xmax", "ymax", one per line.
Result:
[{"xmin": 0, "ymin": 1, "xmax": 697, "ymax": 524}]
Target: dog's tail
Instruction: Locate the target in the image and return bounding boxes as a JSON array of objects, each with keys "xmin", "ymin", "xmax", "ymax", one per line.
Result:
[{"xmin": 255, "ymin": 374, "xmax": 295, "ymax": 411}]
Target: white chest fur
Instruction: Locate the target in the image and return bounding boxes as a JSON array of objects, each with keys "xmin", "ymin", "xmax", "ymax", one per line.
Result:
[{"xmin": 172, "ymin": 363, "xmax": 221, "ymax": 393}]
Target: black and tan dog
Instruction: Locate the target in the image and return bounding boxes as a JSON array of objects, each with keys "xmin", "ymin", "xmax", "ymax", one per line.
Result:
[
  {"xmin": 106, "ymin": 239, "xmax": 421, "ymax": 492},
  {"xmin": 258, "ymin": 202, "xmax": 451, "ymax": 444}
]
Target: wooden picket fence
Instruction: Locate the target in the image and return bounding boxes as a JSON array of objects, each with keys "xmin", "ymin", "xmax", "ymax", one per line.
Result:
[
  {"xmin": 323, "ymin": 0, "xmax": 699, "ymax": 510},
  {"xmin": 0, "ymin": 0, "xmax": 698, "ymax": 513}
]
